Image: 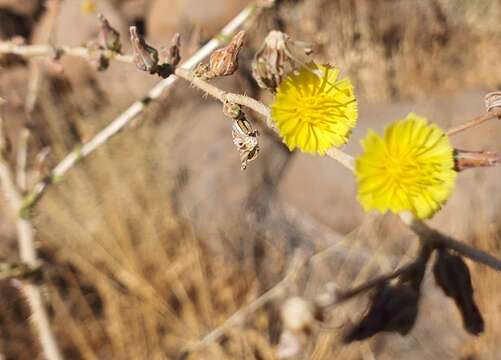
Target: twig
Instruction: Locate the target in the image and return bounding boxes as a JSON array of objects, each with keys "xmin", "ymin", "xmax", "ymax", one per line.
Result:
[
  {"xmin": 16, "ymin": 128, "xmax": 29, "ymax": 192},
  {"xmin": 399, "ymin": 212, "xmax": 501, "ymax": 271},
  {"xmin": 0, "ymin": 119, "xmax": 62, "ymax": 360},
  {"xmin": 334, "ymin": 261, "xmax": 416, "ymax": 303},
  {"xmin": 25, "ymin": 0, "xmax": 61, "ymax": 113},
  {"xmin": 19, "ymin": 3, "xmax": 258, "ymax": 213},
  {"xmin": 447, "ymin": 110, "xmax": 501, "ymax": 136},
  {"xmin": 0, "ymin": 42, "xmax": 134, "ymax": 64}
]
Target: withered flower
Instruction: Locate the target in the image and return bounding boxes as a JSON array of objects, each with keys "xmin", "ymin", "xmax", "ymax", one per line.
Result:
[
  {"xmin": 433, "ymin": 248, "xmax": 484, "ymax": 335},
  {"xmin": 252, "ymin": 30, "xmax": 313, "ymax": 92},
  {"xmin": 130, "ymin": 26, "xmax": 159, "ymax": 74},
  {"xmin": 344, "ymin": 282, "xmax": 419, "ymax": 343},
  {"xmin": 231, "ymin": 116, "xmax": 260, "ymax": 171},
  {"xmin": 97, "ymin": 13, "xmax": 121, "ymax": 53}
]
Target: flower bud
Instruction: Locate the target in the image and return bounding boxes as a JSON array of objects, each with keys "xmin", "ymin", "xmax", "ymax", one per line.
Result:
[
  {"xmin": 207, "ymin": 30, "xmax": 245, "ymax": 79},
  {"xmin": 252, "ymin": 30, "xmax": 313, "ymax": 92},
  {"xmin": 223, "ymin": 101, "xmax": 242, "ymax": 119},
  {"xmin": 98, "ymin": 13, "xmax": 121, "ymax": 53},
  {"xmin": 130, "ymin": 26, "xmax": 158, "ymax": 74}
]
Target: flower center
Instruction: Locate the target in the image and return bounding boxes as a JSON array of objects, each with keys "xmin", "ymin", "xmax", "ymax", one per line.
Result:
[
  {"xmin": 384, "ymin": 151, "xmax": 442, "ymax": 190},
  {"xmin": 296, "ymin": 95, "xmax": 330, "ymax": 124}
]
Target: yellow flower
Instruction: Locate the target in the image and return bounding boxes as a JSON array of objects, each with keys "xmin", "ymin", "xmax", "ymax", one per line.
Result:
[
  {"xmin": 271, "ymin": 64, "xmax": 358, "ymax": 154},
  {"xmin": 355, "ymin": 113, "xmax": 457, "ymax": 219}
]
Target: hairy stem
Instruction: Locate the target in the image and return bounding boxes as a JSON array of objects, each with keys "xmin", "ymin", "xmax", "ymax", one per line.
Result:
[{"xmin": 19, "ymin": 4, "xmax": 257, "ymax": 213}]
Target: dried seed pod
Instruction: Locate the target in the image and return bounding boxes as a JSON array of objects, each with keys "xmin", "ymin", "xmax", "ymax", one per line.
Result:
[
  {"xmin": 344, "ymin": 282, "xmax": 419, "ymax": 343},
  {"xmin": 433, "ymin": 248, "xmax": 484, "ymax": 335},
  {"xmin": 207, "ymin": 30, "xmax": 245, "ymax": 79},
  {"xmin": 223, "ymin": 101, "xmax": 242, "ymax": 119},
  {"xmin": 130, "ymin": 26, "xmax": 158, "ymax": 74},
  {"xmin": 252, "ymin": 30, "xmax": 313, "ymax": 92},
  {"xmin": 97, "ymin": 13, "xmax": 121, "ymax": 53},
  {"xmin": 231, "ymin": 116, "xmax": 259, "ymax": 170}
]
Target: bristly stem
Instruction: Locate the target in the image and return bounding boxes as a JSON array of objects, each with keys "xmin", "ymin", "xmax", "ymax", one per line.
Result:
[{"xmin": 18, "ymin": 4, "xmax": 258, "ymax": 214}]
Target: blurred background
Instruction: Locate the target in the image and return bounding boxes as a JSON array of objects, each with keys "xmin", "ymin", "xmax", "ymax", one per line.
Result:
[{"xmin": 1, "ymin": 0, "xmax": 501, "ymax": 359}]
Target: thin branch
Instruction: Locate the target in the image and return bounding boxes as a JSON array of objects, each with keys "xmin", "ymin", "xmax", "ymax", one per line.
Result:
[
  {"xmin": 0, "ymin": 119, "xmax": 63, "ymax": 360},
  {"xmin": 16, "ymin": 128, "xmax": 29, "ymax": 192},
  {"xmin": 447, "ymin": 110, "xmax": 501, "ymax": 136},
  {"xmin": 334, "ymin": 261, "xmax": 416, "ymax": 303},
  {"xmin": 399, "ymin": 212, "xmax": 501, "ymax": 270},
  {"xmin": 0, "ymin": 42, "xmax": 134, "ymax": 64},
  {"xmin": 19, "ymin": 3, "xmax": 258, "ymax": 213}
]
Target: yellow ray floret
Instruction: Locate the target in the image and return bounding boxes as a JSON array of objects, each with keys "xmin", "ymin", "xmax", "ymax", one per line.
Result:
[
  {"xmin": 271, "ymin": 64, "xmax": 358, "ymax": 155},
  {"xmin": 355, "ymin": 113, "xmax": 457, "ymax": 219}
]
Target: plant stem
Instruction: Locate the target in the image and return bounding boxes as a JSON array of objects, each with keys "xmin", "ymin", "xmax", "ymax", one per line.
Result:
[
  {"xmin": 0, "ymin": 122, "xmax": 62, "ymax": 360},
  {"xmin": 447, "ymin": 110, "xmax": 501, "ymax": 136},
  {"xmin": 19, "ymin": 3, "xmax": 258, "ymax": 213}
]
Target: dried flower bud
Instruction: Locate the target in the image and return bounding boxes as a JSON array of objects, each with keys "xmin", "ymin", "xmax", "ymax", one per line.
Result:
[
  {"xmin": 433, "ymin": 249, "xmax": 484, "ymax": 335},
  {"xmin": 223, "ymin": 101, "xmax": 242, "ymax": 119},
  {"xmin": 344, "ymin": 282, "xmax": 419, "ymax": 343},
  {"xmin": 232, "ymin": 116, "xmax": 259, "ymax": 170},
  {"xmin": 160, "ymin": 33, "xmax": 181, "ymax": 68},
  {"xmin": 454, "ymin": 149, "xmax": 500, "ymax": 171},
  {"xmin": 252, "ymin": 31, "xmax": 313, "ymax": 91},
  {"xmin": 98, "ymin": 13, "xmax": 122, "ymax": 53},
  {"xmin": 207, "ymin": 30, "xmax": 245, "ymax": 79},
  {"xmin": 485, "ymin": 91, "xmax": 501, "ymax": 114},
  {"xmin": 130, "ymin": 26, "xmax": 158, "ymax": 74}
]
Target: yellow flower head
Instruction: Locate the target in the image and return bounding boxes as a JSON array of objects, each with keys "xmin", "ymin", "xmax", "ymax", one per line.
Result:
[
  {"xmin": 355, "ymin": 113, "xmax": 457, "ymax": 219},
  {"xmin": 271, "ymin": 64, "xmax": 358, "ymax": 154}
]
